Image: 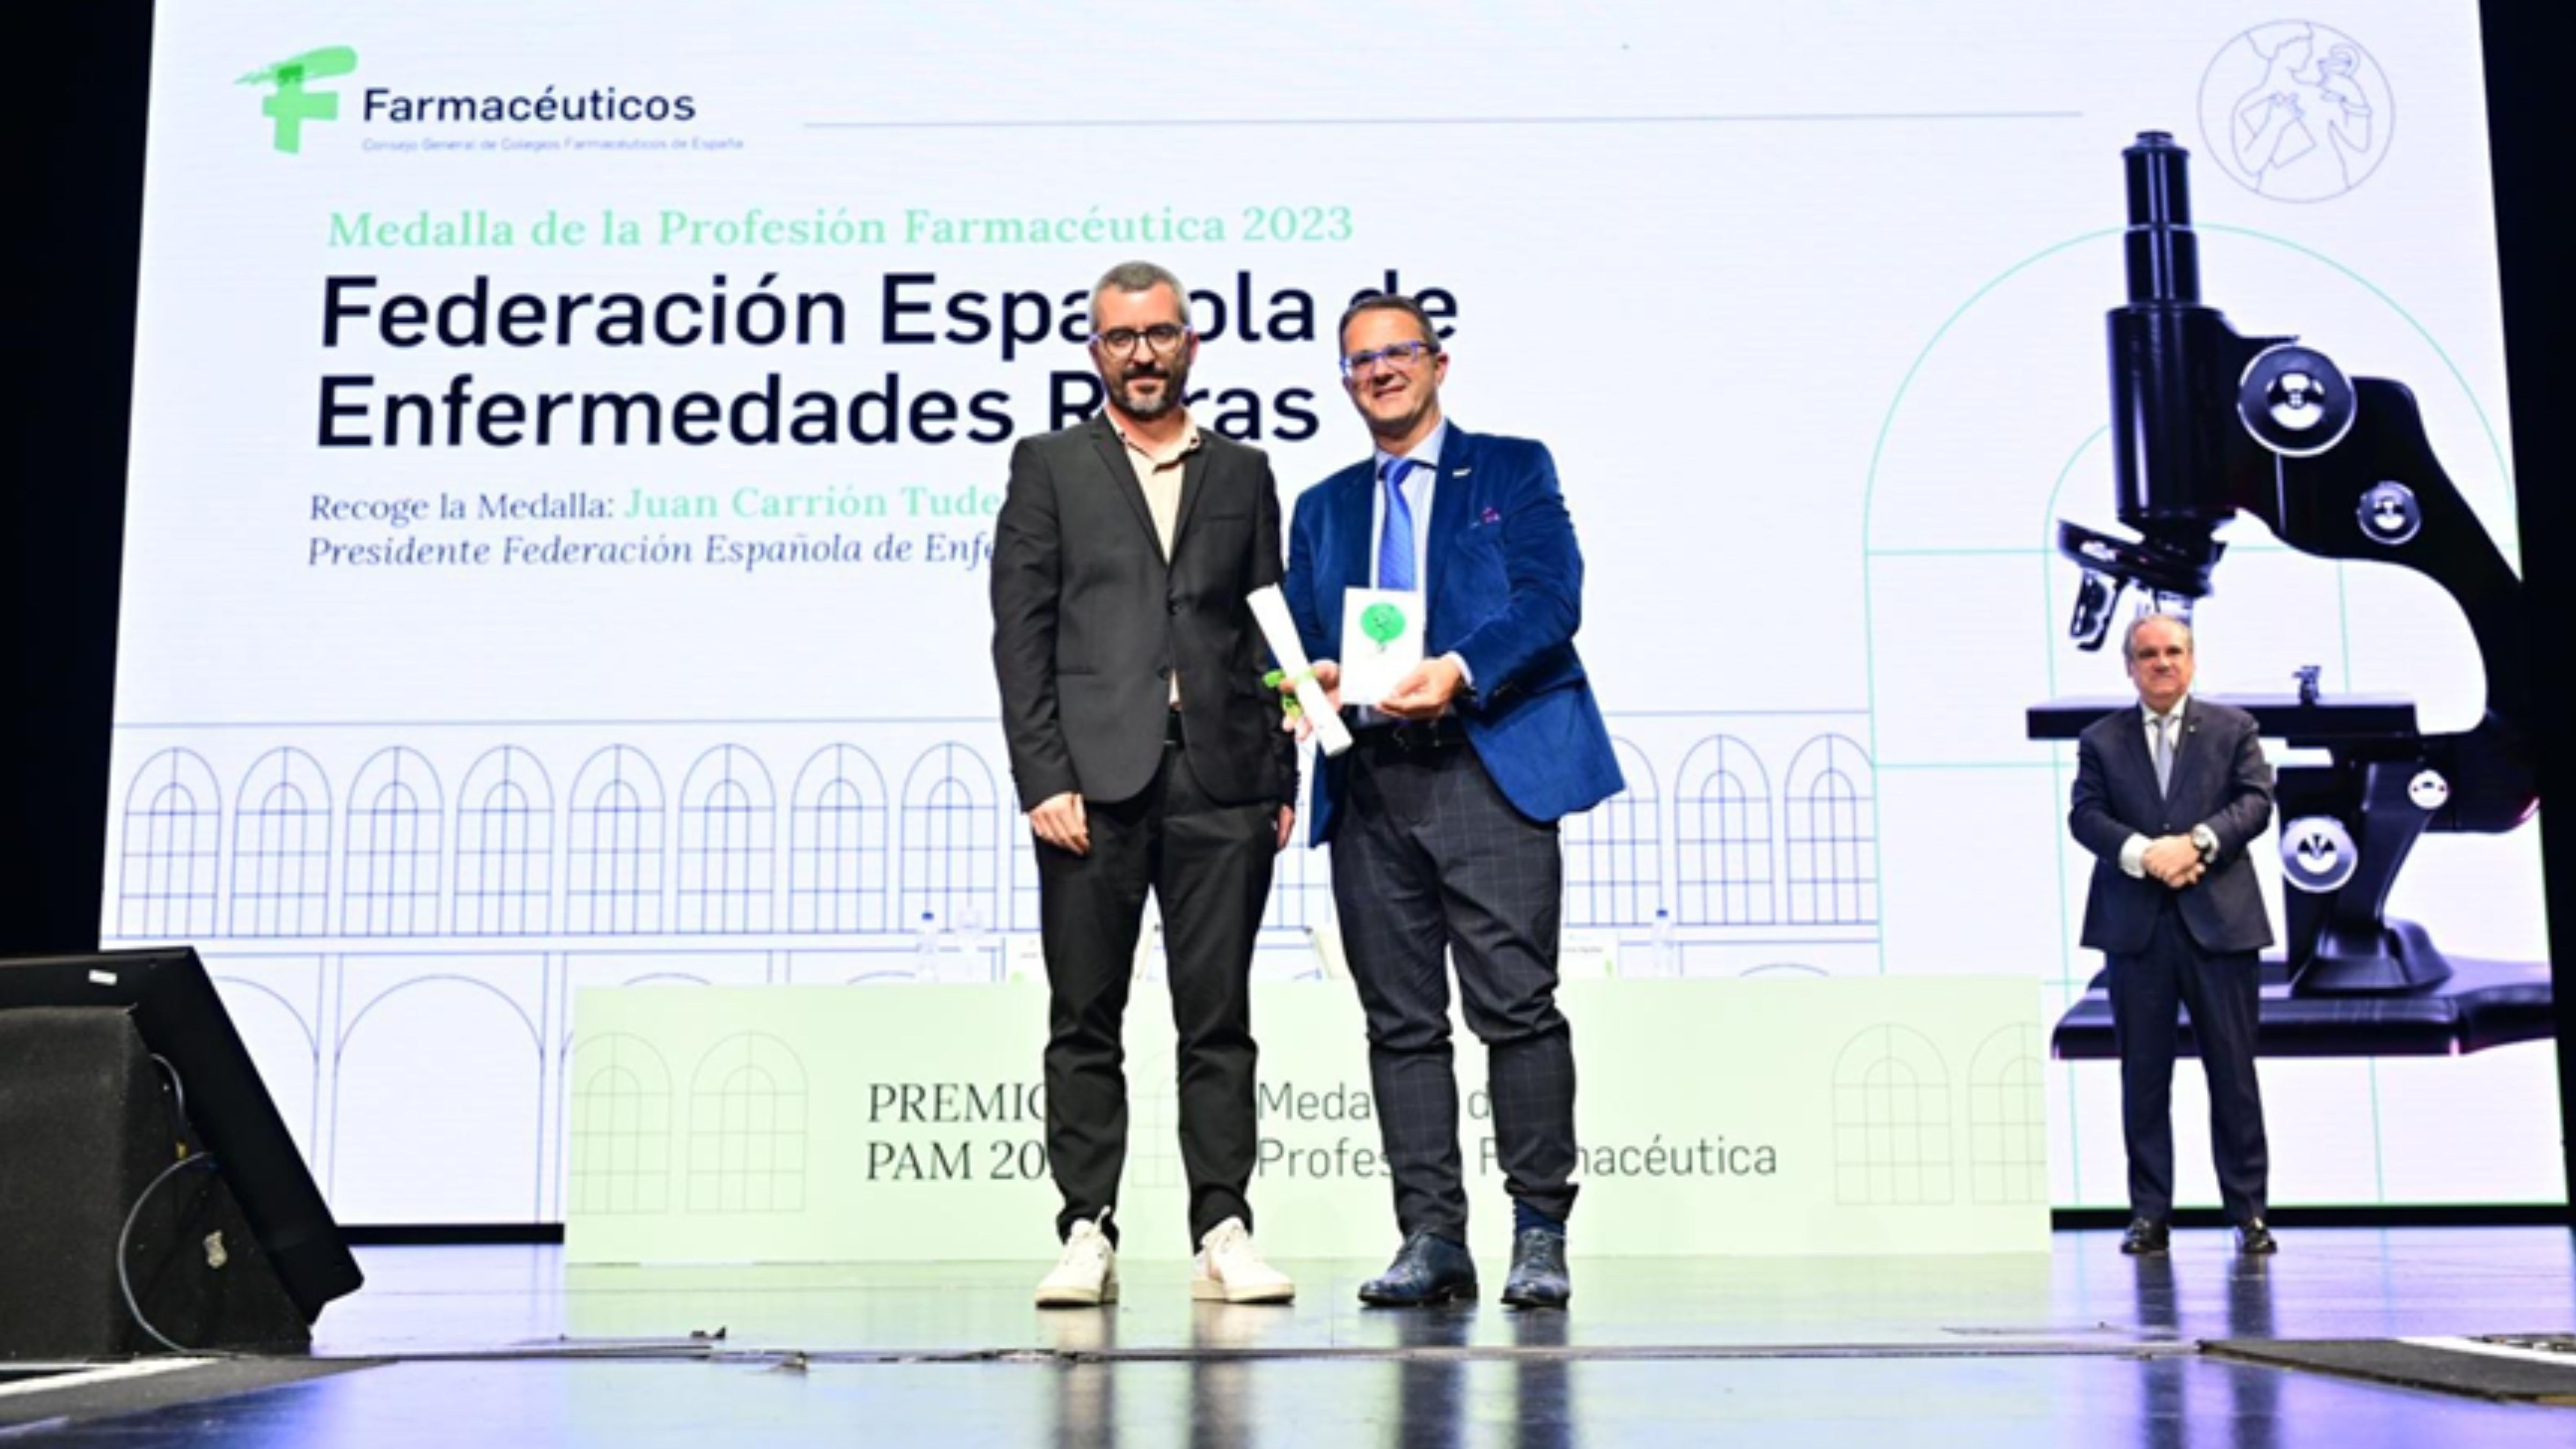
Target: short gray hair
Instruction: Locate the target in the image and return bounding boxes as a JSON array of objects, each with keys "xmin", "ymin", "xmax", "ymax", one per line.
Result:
[
  {"xmin": 1335, "ymin": 292, "xmax": 1445, "ymax": 358},
  {"xmin": 1093, "ymin": 260, "xmax": 1187, "ymax": 317},
  {"xmin": 2121, "ymin": 611, "xmax": 2194, "ymax": 660}
]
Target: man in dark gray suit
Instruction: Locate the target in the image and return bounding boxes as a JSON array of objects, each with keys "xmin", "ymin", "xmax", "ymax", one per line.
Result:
[
  {"xmin": 991, "ymin": 261, "xmax": 1299, "ymax": 1307},
  {"xmin": 2069, "ymin": 613, "xmax": 2278, "ymax": 1257}
]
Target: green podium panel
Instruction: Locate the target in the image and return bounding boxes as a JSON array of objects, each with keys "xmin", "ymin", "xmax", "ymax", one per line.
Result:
[{"xmin": 567, "ymin": 977, "xmax": 2047, "ymax": 1263}]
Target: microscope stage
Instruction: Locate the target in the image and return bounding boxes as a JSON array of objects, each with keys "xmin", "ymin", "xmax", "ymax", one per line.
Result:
[{"xmin": 2050, "ymin": 955, "xmax": 2553, "ymax": 1058}]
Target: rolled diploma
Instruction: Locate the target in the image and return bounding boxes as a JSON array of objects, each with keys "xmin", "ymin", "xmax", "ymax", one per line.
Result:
[{"xmin": 1246, "ymin": 585, "xmax": 1353, "ymax": 757}]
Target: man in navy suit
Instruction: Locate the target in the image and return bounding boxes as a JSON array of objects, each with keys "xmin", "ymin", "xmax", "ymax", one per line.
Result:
[
  {"xmin": 1280, "ymin": 294, "xmax": 1622, "ymax": 1308},
  {"xmin": 2069, "ymin": 613, "xmax": 2278, "ymax": 1257}
]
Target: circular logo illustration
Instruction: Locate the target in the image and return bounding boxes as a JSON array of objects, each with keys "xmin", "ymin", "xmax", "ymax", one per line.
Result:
[
  {"xmin": 2280, "ymin": 815, "xmax": 2360, "ymax": 893},
  {"xmin": 2358, "ymin": 481, "xmax": 2423, "ymax": 545},
  {"xmin": 2198, "ymin": 21, "xmax": 2392, "ymax": 202}
]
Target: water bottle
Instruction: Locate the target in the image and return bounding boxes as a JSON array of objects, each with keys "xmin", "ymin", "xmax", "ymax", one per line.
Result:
[
  {"xmin": 1650, "ymin": 909, "xmax": 1678, "ymax": 978},
  {"xmin": 913, "ymin": 909, "xmax": 941, "ymax": 977},
  {"xmin": 955, "ymin": 898, "xmax": 988, "ymax": 982}
]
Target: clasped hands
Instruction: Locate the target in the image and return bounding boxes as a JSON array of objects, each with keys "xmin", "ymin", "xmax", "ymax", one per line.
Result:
[
  {"xmin": 1273, "ymin": 656, "xmax": 1464, "ymax": 741},
  {"xmin": 2140, "ymin": 834, "xmax": 2207, "ymax": 890}
]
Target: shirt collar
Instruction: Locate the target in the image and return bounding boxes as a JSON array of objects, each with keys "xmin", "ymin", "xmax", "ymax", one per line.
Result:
[
  {"xmin": 1374, "ymin": 419, "xmax": 1447, "ymax": 479},
  {"xmin": 1110, "ymin": 413, "xmax": 1201, "ymax": 466},
  {"xmin": 2141, "ymin": 693, "xmax": 2190, "ymax": 726}
]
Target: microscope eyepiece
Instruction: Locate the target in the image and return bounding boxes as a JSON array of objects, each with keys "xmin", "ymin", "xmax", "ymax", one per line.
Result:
[{"xmin": 2123, "ymin": 132, "xmax": 2198, "ymax": 305}]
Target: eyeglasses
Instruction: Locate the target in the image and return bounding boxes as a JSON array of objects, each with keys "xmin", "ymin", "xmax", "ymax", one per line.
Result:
[
  {"xmin": 1341, "ymin": 340, "xmax": 1439, "ymax": 378},
  {"xmin": 1092, "ymin": 324, "xmax": 1191, "ymax": 355}
]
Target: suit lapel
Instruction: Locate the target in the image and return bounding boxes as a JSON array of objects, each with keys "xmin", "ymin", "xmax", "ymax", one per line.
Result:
[
  {"xmin": 1333, "ymin": 465, "xmax": 1372, "ymax": 605},
  {"xmin": 1422, "ymin": 426, "xmax": 1473, "ymax": 615},
  {"xmin": 2161, "ymin": 697, "xmax": 2206, "ymax": 807},
  {"xmin": 2117, "ymin": 705, "xmax": 2159, "ymax": 813},
  {"xmin": 1170, "ymin": 438, "xmax": 1213, "ymax": 554},
  {"xmin": 1086, "ymin": 416, "xmax": 1161, "ymax": 551}
]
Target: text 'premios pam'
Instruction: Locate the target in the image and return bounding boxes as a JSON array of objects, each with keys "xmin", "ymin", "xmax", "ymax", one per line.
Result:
[
  {"xmin": 850, "ymin": 1076, "xmax": 1781, "ymax": 1187},
  {"xmin": 299, "ymin": 264, "xmax": 1462, "ymax": 575}
]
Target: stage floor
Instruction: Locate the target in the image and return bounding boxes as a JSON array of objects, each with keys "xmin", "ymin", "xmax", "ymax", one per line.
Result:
[{"xmin": 13, "ymin": 1228, "xmax": 2574, "ymax": 1445}]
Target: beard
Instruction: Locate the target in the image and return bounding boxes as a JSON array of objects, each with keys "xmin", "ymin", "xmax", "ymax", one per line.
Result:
[{"xmin": 1110, "ymin": 357, "xmax": 1192, "ymax": 420}]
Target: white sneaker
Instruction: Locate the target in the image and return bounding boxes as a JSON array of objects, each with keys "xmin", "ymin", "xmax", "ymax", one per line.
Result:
[
  {"xmin": 1191, "ymin": 1217, "xmax": 1295, "ymax": 1304},
  {"xmin": 1036, "ymin": 1212, "xmax": 1118, "ymax": 1308}
]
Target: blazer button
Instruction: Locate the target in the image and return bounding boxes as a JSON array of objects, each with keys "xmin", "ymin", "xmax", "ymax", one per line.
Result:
[
  {"xmin": 1166, "ymin": 599, "xmax": 1180, "ymax": 614},
  {"xmin": 1157, "ymin": 665, "xmax": 1172, "ymax": 681}
]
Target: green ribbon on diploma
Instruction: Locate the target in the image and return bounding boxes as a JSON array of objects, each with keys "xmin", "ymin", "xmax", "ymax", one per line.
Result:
[{"xmin": 1263, "ymin": 668, "xmax": 1303, "ymax": 720}]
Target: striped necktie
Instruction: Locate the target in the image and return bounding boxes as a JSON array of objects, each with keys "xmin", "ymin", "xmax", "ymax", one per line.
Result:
[{"xmin": 1378, "ymin": 457, "xmax": 1419, "ymax": 591}]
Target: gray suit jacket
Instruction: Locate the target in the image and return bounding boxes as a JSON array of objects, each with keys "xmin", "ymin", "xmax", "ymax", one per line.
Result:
[
  {"xmin": 2069, "ymin": 697, "xmax": 2276, "ymax": 955},
  {"xmin": 989, "ymin": 415, "xmax": 1297, "ymax": 811}
]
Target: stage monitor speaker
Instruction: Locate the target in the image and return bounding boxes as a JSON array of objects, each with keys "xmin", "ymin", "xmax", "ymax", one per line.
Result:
[{"xmin": 0, "ymin": 949, "xmax": 364, "ymax": 1359}]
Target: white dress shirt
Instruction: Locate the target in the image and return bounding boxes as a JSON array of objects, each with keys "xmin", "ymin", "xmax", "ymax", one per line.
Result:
[{"xmin": 2118, "ymin": 695, "xmax": 2215, "ymax": 877}]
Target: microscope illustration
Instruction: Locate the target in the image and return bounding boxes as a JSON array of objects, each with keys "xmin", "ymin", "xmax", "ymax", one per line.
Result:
[{"xmin": 2028, "ymin": 131, "xmax": 2548, "ymax": 1056}]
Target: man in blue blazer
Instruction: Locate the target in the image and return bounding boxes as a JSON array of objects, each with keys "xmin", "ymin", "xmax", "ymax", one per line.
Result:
[
  {"xmin": 2069, "ymin": 613, "xmax": 2277, "ymax": 1257},
  {"xmin": 1280, "ymin": 294, "xmax": 1621, "ymax": 1308}
]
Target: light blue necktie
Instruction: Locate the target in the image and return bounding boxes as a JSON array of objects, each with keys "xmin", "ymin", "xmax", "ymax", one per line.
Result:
[
  {"xmin": 1378, "ymin": 457, "xmax": 1419, "ymax": 591},
  {"xmin": 2153, "ymin": 714, "xmax": 2174, "ymax": 795}
]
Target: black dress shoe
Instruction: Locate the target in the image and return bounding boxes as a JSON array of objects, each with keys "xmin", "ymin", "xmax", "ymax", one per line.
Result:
[
  {"xmin": 2119, "ymin": 1218, "xmax": 2170, "ymax": 1256},
  {"xmin": 2236, "ymin": 1218, "xmax": 2278, "ymax": 1256},
  {"xmin": 1358, "ymin": 1232, "xmax": 1477, "ymax": 1306},
  {"xmin": 1500, "ymin": 1229, "xmax": 1571, "ymax": 1309}
]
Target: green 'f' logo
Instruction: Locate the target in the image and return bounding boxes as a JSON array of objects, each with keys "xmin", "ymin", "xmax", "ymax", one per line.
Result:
[{"xmin": 238, "ymin": 47, "xmax": 358, "ymax": 155}]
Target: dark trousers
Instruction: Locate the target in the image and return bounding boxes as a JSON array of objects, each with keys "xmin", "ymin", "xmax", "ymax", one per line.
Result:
[
  {"xmin": 1329, "ymin": 737, "xmax": 1578, "ymax": 1241},
  {"xmin": 2107, "ymin": 901, "xmax": 2270, "ymax": 1223},
  {"xmin": 1037, "ymin": 730, "xmax": 1276, "ymax": 1247}
]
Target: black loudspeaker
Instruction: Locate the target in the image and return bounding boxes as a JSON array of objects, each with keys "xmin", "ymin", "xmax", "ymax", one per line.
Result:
[{"xmin": 0, "ymin": 1008, "xmax": 314, "ymax": 1358}]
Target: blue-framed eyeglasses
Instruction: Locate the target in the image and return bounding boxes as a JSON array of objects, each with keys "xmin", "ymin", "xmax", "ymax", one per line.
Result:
[{"xmin": 1341, "ymin": 340, "xmax": 1439, "ymax": 378}]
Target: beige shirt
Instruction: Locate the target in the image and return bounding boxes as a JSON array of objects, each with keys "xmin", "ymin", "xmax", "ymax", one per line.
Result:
[{"xmin": 1111, "ymin": 414, "xmax": 1204, "ymax": 704}]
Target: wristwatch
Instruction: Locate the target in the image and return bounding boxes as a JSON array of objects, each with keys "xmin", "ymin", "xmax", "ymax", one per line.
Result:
[{"xmin": 2191, "ymin": 824, "xmax": 2218, "ymax": 862}]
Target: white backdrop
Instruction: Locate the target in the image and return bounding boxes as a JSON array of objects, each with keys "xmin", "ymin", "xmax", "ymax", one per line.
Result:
[{"xmin": 104, "ymin": 2, "xmax": 2556, "ymax": 1221}]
